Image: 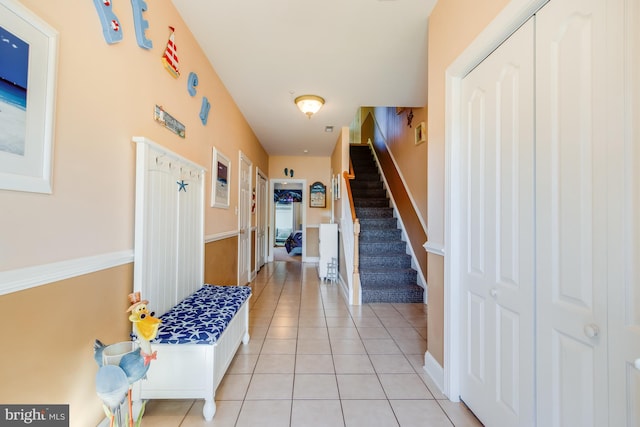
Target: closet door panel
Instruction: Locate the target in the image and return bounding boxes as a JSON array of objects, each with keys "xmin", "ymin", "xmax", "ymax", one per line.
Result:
[
  {"xmin": 535, "ymin": 0, "xmax": 609, "ymax": 425},
  {"xmin": 608, "ymin": 0, "xmax": 640, "ymax": 424},
  {"xmin": 459, "ymin": 18, "xmax": 535, "ymax": 427}
]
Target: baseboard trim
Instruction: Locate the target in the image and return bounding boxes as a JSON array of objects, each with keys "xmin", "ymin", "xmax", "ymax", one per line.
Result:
[
  {"xmin": 423, "ymin": 351, "xmax": 445, "ymax": 395},
  {"xmin": 0, "ymin": 250, "xmax": 134, "ymax": 296}
]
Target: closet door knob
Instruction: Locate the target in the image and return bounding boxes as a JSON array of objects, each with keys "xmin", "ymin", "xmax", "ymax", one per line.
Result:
[
  {"xmin": 583, "ymin": 324, "xmax": 600, "ymax": 339},
  {"xmin": 490, "ymin": 288, "xmax": 498, "ymax": 298}
]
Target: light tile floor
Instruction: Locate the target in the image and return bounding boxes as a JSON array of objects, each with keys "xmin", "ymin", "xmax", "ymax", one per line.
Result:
[{"xmin": 141, "ymin": 261, "xmax": 483, "ymax": 426}]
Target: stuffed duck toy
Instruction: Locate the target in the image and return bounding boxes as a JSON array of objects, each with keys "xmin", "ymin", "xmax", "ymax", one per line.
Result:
[{"xmin": 127, "ymin": 292, "xmax": 161, "ymax": 359}]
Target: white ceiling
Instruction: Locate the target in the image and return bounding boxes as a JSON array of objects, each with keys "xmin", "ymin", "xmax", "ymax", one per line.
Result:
[{"xmin": 172, "ymin": 0, "xmax": 437, "ymax": 156}]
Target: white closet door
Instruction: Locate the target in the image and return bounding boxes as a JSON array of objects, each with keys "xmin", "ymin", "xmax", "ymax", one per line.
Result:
[
  {"xmin": 256, "ymin": 171, "xmax": 267, "ymax": 270},
  {"xmin": 535, "ymin": 0, "xmax": 609, "ymax": 425},
  {"xmin": 459, "ymin": 18, "xmax": 535, "ymax": 427},
  {"xmin": 608, "ymin": 0, "xmax": 640, "ymax": 424},
  {"xmin": 238, "ymin": 152, "xmax": 252, "ymax": 285}
]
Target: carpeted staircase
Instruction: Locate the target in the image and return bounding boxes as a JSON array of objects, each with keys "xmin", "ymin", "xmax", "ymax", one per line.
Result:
[{"xmin": 349, "ymin": 145, "xmax": 424, "ymax": 303}]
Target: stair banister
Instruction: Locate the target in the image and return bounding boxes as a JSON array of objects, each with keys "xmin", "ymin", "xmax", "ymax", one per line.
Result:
[{"xmin": 342, "ymin": 166, "xmax": 361, "ymax": 305}]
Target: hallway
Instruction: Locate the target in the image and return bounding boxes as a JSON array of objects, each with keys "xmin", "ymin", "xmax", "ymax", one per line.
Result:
[{"xmin": 141, "ymin": 261, "xmax": 482, "ymax": 426}]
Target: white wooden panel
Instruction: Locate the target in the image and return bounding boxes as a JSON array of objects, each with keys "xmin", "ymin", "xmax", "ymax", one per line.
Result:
[
  {"xmin": 467, "ymin": 292, "xmax": 486, "ymax": 382},
  {"xmin": 467, "ymin": 89, "xmax": 486, "ymax": 276},
  {"xmin": 496, "ymin": 65, "xmax": 520, "ymax": 289},
  {"xmin": 133, "ymin": 137, "xmax": 205, "ymax": 317},
  {"xmin": 496, "ymin": 305, "xmax": 519, "ymax": 414},
  {"xmin": 550, "ymin": 13, "xmax": 594, "ymax": 309},
  {"xmin": 552, "ymin": 331, "xmax": 595, "ymax": 426}
]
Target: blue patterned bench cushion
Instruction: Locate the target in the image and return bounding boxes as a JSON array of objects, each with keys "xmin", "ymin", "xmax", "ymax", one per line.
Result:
[{"xmin": 152, "ymin": 285, "xmax": 251, "ymax": 345}]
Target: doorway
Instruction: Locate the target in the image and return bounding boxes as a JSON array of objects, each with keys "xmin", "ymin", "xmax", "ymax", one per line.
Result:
[{"xmin": 269, "ymin": 179, "xmax": 306, "ymax": 262}]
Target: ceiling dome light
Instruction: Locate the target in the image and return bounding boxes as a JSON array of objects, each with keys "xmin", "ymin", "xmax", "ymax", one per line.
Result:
[{"xmin": 295, "ymin": 95, "xmax": 324, "ymax": 119}]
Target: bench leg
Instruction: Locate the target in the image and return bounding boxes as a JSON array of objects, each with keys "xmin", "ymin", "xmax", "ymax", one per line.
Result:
[
  {"xmin": 242, "ymin": 303, "xmax": 251, "ymax": 345},
  {"xmin": 203, "ymin": 399, "xmax": 216, "ymax": 421}
]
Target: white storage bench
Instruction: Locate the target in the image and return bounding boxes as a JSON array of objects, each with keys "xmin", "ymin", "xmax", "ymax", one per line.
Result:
[{"xmin": 132, "ymin": 284, "xmax": 251, "ymax": 421}]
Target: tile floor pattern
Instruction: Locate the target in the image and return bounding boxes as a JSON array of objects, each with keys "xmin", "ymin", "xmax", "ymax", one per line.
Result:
[{"xmin": 141, "ymin": 261, "xmax": 483, "ymax": 427}]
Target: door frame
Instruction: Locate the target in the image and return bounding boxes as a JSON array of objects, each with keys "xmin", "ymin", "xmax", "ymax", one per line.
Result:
[
  {"xmin": 268, "ymin": 178, "xmax": 307, "ymax": 262},
  {"xmin": 441, "ymin": 0, "xmax": 548, "ymax": 401}
]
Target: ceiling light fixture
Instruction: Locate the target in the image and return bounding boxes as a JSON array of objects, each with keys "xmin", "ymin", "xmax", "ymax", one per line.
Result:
[{"xmin": 294, "ymin": 95, "xmax": 324, "ymax": 119}]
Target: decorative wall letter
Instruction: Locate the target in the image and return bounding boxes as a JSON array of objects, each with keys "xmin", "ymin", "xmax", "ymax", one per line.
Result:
[
  {"xmin": 92, "ymin": 0, "xmax": 123, "ymax": 44},
  {"xmin": 200, "ymin": 97, "xmax": 211, "ymax": 125},
  {"xmin": 131, "ymin": 0, "xmax": 152, "ymax": 49},
  {"xmin": 187, "ymin": 72, "xmax": 198, "ymax": 96}
]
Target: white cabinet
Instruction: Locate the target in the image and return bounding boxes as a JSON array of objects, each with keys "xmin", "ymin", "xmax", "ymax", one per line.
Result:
[{"xmin": 318, "ymin": 223, "xmax": 338, "ymax": 279}]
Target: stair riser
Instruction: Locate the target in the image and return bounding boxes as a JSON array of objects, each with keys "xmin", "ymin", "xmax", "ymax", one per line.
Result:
[
  {"xmin": 360, "ymin": 256, "xmax": 411, "ymax": 269},
  {"xmin": 355, "ymin": 207, "xmax": 394, "ymax": 218},
  {"xmin": 362, "ymin": 287, "xmax": 424, "ymax": 304},
  {"xmin": 354, "ymin": 174, "xmax": 380, "ymax": 182},
  {"xmin": 352, "ymin": 189, "xmax": 387, "ymax": 198},
  {"xmin": 351, "ymin": 181, "xmax": 383, "ymax": 190},
  {"xmin": 360, "ymin": 270, "xmax": 417, "ymax": 285},
  {"xmin": 360, "ymin": 229, "xmax": 402, "ymax": 241},
  {"xmin": 360, "ymin": 242, "xmax": 406, "ymax": 253},
  {"xmin": 359, "ymin": 218, "xmax": 398, "ymax": 229},
  {"xmin": 354, "ymin": 199, "xmax": 389, "ymax": 208}
]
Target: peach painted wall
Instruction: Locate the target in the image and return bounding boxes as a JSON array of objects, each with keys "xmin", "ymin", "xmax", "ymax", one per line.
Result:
[
  {"xmin": 426, "ymin": 0, "xmax": 511, "ymax": 366},
  {"xmin": 0, "ymin": 0, "xmax": 268, "ymax": 274},
  {"xmin": 0, "ymin": 265, "xmax": 132, "ymax": 426},
  {"xmin": 369, "ymin": 107, "xmax": 428, "ymax": 225},
  {"xmin": 0, "ymin": 1, "xmax": 267, "ymax": 425}
]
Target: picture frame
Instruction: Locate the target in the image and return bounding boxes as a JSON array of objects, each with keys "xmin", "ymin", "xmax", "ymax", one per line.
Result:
[
  {"xmin": 415, "ymin": 121, "xmax": 426, "ymax": 145},
  {"xmin": 309, "ymin": 181, "xmax": 326, "ymax": 208},
  {"xmin": 0, "ymin": 0, "xmax": 58, "ymax": 193},
  {"xmin": 211, "ymin": 147, "xmax": 230, "ymax": 208}
]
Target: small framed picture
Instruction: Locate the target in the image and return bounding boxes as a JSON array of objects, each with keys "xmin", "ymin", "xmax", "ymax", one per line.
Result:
[
  {"xmin": 309, "ymin": 181, "xmax": 326, "ymax": 208},
  {"xmin": 415, "ymin": 121, "xmax": 426, "ymax": 145},
  {"xmin": 211, "ymin": 147, "xmax": 230, "ymax": 208}
]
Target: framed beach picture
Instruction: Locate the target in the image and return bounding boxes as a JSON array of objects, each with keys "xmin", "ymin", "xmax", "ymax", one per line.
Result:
[
  {"xmin": 211, "ymin": 147, "xmax": 230, "ymax": 208},
  {"xmin": 0, "ymin": 0, "xmax": 58, "ymax": 193},
  {"xmin": 309, "ymin": 181, "xmax": 326, "ymax": 208}
]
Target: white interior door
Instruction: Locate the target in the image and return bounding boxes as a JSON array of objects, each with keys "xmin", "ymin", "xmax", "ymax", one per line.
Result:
[
  {"xmin": 535, "ymin": 0, "xmax": 609, "ymax": 425},
  {"xmin": 459, "ymin": 18, "xmax": 535, "ymax": 427},
  {"xmin": 608, "ymin": 0, "xmax": 640, "ymax": 424},
  {"xmin": 256, "ymin": 170, "xmax": 267, "ymax": 270},
  {"xmin": 238, "ymin": 152, "xmax": 251, "ymax": 285}
]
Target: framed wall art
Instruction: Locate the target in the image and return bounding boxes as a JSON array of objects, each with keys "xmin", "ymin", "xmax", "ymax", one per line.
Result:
[
  {"xmin": 309, "ymin": 181, "xmax": 326, "ymax": 208},
  {"xmin": 415, "ymin": 121, "xmax": 426, "ymax": 145},
  {"xmin": 0, "ymin": 0, "xmax": 58, "ymax": 193},
  {"xmin": 211, "ymin": 147, "xmax": 230, "ymax": 208}
]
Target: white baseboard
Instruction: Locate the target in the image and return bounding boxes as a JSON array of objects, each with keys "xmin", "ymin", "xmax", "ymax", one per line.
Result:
[{"xmin": 423, "ymin": 351, "xmax": 445, "ymax": 395}]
